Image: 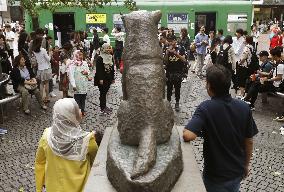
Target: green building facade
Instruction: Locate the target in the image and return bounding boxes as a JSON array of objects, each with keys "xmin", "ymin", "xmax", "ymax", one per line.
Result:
[{"xmin": 25, "ymin": 1, "xmax": 253, "ymax": 43}]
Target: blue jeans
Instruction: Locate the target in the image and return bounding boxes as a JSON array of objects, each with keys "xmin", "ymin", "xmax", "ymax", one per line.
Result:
[{"xmin": 203, "ymin": 176, "xmax": 242, "ymax": 192}]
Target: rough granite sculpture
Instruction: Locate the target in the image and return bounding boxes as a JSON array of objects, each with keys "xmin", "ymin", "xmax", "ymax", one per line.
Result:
[{"xmin": 106, "ymin": 10, "xmax": 183, "ymax": 192}]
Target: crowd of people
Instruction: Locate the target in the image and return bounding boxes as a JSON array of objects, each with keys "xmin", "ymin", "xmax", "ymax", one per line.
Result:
[{"xmin": 0, "ymin": 18, "xmax": 283, "ymax": 192}]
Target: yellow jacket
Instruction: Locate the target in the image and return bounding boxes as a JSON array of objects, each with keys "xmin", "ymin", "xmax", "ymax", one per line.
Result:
[{"xmin": 35, "ymin": 129, "xmax": 98, "ymax": 192}]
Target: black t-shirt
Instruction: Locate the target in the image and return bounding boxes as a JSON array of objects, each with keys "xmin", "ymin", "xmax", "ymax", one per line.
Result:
[
  {"xmin": 165, "ymin": 45, "xmax": 187, "ymax": 74},
  {"xmin": 186, "ymin": 95, "xmax": 258, "ymax": 183}
]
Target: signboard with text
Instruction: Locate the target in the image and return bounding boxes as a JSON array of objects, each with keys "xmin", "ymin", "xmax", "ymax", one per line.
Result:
[
  {"xmin": 167, "ymin": 13, "xmax": 188, "ymax": 24},
  {"xmin": 86, "ymin": 14, "xmax": 107, "ymax": 24},
  {"xmin": 0, "ymin": 0, "xmax": 7, "ymax": 11}
]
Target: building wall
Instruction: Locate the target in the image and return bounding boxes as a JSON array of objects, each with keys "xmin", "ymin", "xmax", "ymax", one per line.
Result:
[{"xmin": 25, "ymin": 2, "xmax": 252, "ymax": 41}]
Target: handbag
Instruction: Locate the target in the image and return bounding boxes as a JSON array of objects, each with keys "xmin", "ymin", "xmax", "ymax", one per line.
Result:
[{"xmin": 24, "ymin": 84, "xmax": 37, "ymax": 91}]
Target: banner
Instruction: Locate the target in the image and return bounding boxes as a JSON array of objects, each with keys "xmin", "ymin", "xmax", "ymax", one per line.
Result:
[
  {"xmin": 0, "ymin": 0, "xmax": 7, "ymax": 12},
  {"xmin": 168, "ymin": 13, "xmax": 188, "ymax": 24},
  {"xmin": 86, "ymin": 14, "xmax": 106, "ymax": 24}
]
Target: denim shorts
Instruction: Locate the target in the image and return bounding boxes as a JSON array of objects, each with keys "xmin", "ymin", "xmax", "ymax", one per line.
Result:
[{"xmin": 203, "ymin": 175, "xmax": 242, "ymax": 192}]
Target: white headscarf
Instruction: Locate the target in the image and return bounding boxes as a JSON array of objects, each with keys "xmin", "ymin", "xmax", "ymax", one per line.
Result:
[
  {"xmin": 100, "ymin": 43, "xmax": 113, "ymax": 72},
  {"xmin": 46, "ymin": 98, "xmax": 93, "ymax": 161}
]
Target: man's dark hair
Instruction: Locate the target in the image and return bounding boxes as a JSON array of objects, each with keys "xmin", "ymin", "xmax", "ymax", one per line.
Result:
[
  {"xmin": 35, "ymin": 28, "xmax": 44, "ymax": 35},
  {"xmin": 245, "ymin": 36, "xmax": 253, "ymax": 45},
  {"xmin": 116, "ymin": 26, "xmax": 122, "ymax": 32},
  {"xmin": 46, "ymin": 36, "xmax": 52, "ymax": 40},
  {"xmin": 103, "ymin": 27, "xmax": 109, "ymax": 34},
  {"xmin": 236, "ymin": 28, "xmax": 244, "ymax": 36},
  {"xmin": 270, "ymin": 46, "xmax": 282, "ymax": 57},
  {"xmin": 206, "ymin": 65, "xmax": 231, "ymax": 97},
  {"xmin": 218, "ymin": 29, "xmax": 223, "ymax": 35},
  {"xmin": 223, "ymin": 35, "xmax": 233, "ymax": 44},
  {"xmin": 243, "ymin": 31, "xmax": 248, "ymax": 36}
]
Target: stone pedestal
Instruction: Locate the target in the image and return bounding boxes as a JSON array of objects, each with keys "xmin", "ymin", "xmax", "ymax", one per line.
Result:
[
  {"xmin": 84, "ymin": 126, "xmax": 206, "ymax": 192},
  {"xmin": 106, "ymin": 127, "xmax": 183, "ymax": 192}
]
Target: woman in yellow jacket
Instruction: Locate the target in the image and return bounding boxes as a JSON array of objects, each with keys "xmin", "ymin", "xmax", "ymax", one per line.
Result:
[{"xmin": 35, "ymin": 98, "xmax": 98, "ymax": 192}]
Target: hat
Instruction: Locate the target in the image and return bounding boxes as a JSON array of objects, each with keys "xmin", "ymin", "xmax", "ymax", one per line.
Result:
[{"xmin": 258, "ymin": 51, "xmax": 269, "ymax": 57}]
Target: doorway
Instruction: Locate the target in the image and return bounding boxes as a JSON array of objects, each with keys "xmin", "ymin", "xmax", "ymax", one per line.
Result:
[
  {"xmin": 195, "ymin": 12, "xmax": 216, "ymax": 35},
  {"xmin": 53, "ymin": 13, "xmax": 75, "ymax": 47}
]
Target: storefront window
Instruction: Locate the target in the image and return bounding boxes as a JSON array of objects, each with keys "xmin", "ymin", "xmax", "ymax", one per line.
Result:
[{"xmin": 227, "ymin": 13, "xmax": 248, "ymax": 33}]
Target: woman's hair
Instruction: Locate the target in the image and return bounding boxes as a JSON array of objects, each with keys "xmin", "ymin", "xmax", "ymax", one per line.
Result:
[
  {"xmin": 223, "ymin": 35, "xmax": 233, "ymax": 44},
  {"xmin": 18, "ymin": 31, "xmax": 28, "ymax": 51},
  {"xmin": 30, "ymin": 31, "xmax": 36, "ymax": 41},
  {"xmin": 32, "ymin": 36, "xmax": 43, "ymax": 53},
  {"xmin": 13, "ymin": 54, "xmax": 24, "ymax": 67},
  {"xmin": 270, "ymin": 46, "xmax": 282, "ymax": 57},
  {"xmin": 63, "ymin": 42, "xmax": 73, "ymax": 51},
  {"xmin": 180, "ymin": 28, "xmax": 188, "ymax": 39},
  {"xmin": 245, "ymin": 36, "xmax": 253, "ymax": 45}
]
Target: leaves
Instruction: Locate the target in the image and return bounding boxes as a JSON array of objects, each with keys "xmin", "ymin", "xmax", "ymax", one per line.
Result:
[{"xmin": 11, "ymin": 0, "xmax": 137, "ymax": 16}]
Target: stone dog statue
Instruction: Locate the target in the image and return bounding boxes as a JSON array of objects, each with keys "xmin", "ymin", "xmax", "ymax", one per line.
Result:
[{"xmin": 117, "ymin": 10, "xmax": 174, "ymax": 179}]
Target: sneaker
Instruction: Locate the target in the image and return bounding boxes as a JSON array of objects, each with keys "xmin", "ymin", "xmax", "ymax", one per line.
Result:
[
  {"xmin": 24, "ymin": 109, "xmax": 30, "ymax": 114},
  {"xmin": 49, "ymin": 92, "xmax": 56, "ymax": 97},
  {"xmin": 250, "ymin": 106, "xmax": 255, "ymax": 111},
  {"xmin": 182, "ymin": 79, "xmax": 187, "ymax": 83},
  {"xmin": 100, "ymin": 109, "xmax": 110, "ymax": 115},
  {"xmin": 41, "ymin": 105, "xmax": 47, "ymax": 110},
  {"xmin": 280, "ymin": 127, "xmax": 284, "ymax": 135},
  {"xmin": 274, "ymin": 116, "xmax": 284, "ymax": 122},
  {"xmin": 0, "ymin": 128, "xmax": 7, "ymax": 135},
  {"xmin": 105, "ymin": 107, "xmax": 113, "ymax": 112},
  {"xmin": 175, "ymin": 103, "xmax": 180, "ymax": 112}
]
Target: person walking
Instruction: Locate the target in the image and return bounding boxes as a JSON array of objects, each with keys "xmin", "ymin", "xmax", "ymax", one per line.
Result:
[
  {"xmin": 94, "ymin": 43, "xmax": 115, "ymax": 115},
  {"xmin": 35, "ymin": 98, "xmax": 98, "ymax": 192},
  {"xmin": 32, "ymin": 36, "xmax": 53, "ymax": 103},
  {"xmin": 4, "ymin": 24, "xmax": 15, "ymax": 63},
  {"xmin": 164, "ymin": 35, "xmax": 187, "ymax": 112},
  {"xmin": 69, "ymin": 50, "xmax": 92, "ymax": 116},
  {"xmin": 194, "ymin": 26, "xmax": 209, "ymax": 77},
  {"xmin": 183, "ymin": 64, "xmax": 258, "ymax": 192},
  {"xmin": 111, "ymin": 26, "xmax": 125, "ymax": 70},
  {"xmin": 102, "ymin": 27, "xmax": 110, "ymax": 45}
]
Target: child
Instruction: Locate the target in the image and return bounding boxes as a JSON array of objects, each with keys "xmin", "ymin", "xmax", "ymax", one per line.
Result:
[{"xmin": 69, "ymin": 50, "xmax": 92, "ymax": 116}]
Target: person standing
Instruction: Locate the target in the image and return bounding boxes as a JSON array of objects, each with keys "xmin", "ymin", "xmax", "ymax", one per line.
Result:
[
  {"xmin": 69, "ymin": 50, "xmax": 92, "ymax": 116},
  {"xmin": 102, "ymin": 27, "xmax": 110, "ymax": 45},
  {"xmin": 111, "ymin": 26, "xmax": 125, "ymax": 70},
  {"xmin": 217, "ymin": 29, "xmax": 225, "ymax": 42},
  {"xmin": 195, "ymin": 26, "xmax": 209, "ymax": 77},
  {"xmin": 94, "ymin": 43, "xmax": 115, "ymax": 115},
  {"xmin": 183, "ymin": 64, "xmax": 258, "ymax": 192},
  {"xmin": 251, "ymin": 25, "xmax": 260, "ymax": 51},
  {"xmin": 164, "ymin": 35, "xmax": 187, "ymax": 112},
  {"xmin": 35, "ymin": 98, "xmax": 98, "ymax": 192},
  {"xmin": 4, "ymin": 24, "xmax": 15, "ymax": 63},
  {"xmin": 32, "ymin": 36, "xmax": 53, "ymax": 103}
]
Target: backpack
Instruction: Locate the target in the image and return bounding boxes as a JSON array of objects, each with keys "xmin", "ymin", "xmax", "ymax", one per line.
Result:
[
  {"xmin": 216, "ymin": 45, "xmax": 231, "ymax": 70},
  {"xmin": 247, "ymin": 47, "xmax": 260, "ymax": 75}
]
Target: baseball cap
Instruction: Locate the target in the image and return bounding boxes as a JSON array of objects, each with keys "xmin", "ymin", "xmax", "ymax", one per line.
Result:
[{"xmin": 258, "ymin": 50, "xmax": 269, "ymax": 57}]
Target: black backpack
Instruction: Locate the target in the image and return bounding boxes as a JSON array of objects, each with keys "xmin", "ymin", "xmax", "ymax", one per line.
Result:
[
  {"xmin": 216, "ymin": 45, "xmax": 231, "ymax": 69},
  {"xmin": 247, "ymin": 47, "xmax": 260, "ymax": 75}
]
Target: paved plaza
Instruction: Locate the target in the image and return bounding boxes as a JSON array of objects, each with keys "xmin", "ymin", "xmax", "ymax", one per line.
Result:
[{"xmin": 0, "ymin": 34, "xmax": 284, "ymax": 192}]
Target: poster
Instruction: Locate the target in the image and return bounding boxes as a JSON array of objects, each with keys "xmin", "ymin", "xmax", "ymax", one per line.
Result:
[
  {"xmin": 113, "ymin": 14, "xmax": 125, "ymax": 31},
  {"xmin": 167, "ymin": 23, "xmax": 188, "ymax": 32},
  {"xmin": 0, "ymin": 0, "xmax": 7, "ymax": 12},
  {"xmin": 86, "ymin": 24, "xmax": 106, "ymax": 32},
  {"xmin": 86, "ymin": 14, "xmax": 107, "ymax": 24},
  {"xmin": 168, "ymin": 13, "xmax": 188, "ymax": 24},
  {"xmin": 197, "ymin": 15, "xmax": 206, "ymax": 28}
]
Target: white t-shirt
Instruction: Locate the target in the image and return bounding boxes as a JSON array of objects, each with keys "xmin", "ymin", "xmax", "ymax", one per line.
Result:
[
  {"xmin": 273, "ymin": 63, "xmax": 284, "ymax": 87},
  {"xmin": 103, "ymin": 34, "xmax": 110, "ymax": 45},
  {"xmin": 5, "ymin": 31, "xmax": 15, "ymax": 49},
  {"xmin": 33, "ymin": 48, "xmax": 51, "ymax": 71}
]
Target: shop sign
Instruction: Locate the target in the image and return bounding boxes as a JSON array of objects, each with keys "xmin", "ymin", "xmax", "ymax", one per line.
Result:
[
  {"xmin": 86, "ymin": 14, "xmax": 106, "ymax": 24},
  {"xmin": 168, "ymin": 13, "xmax": 188, "ymax": 24},
  {"xmin": 0, "ymin": 0, "xmax": 7, "ymax": 11}
]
